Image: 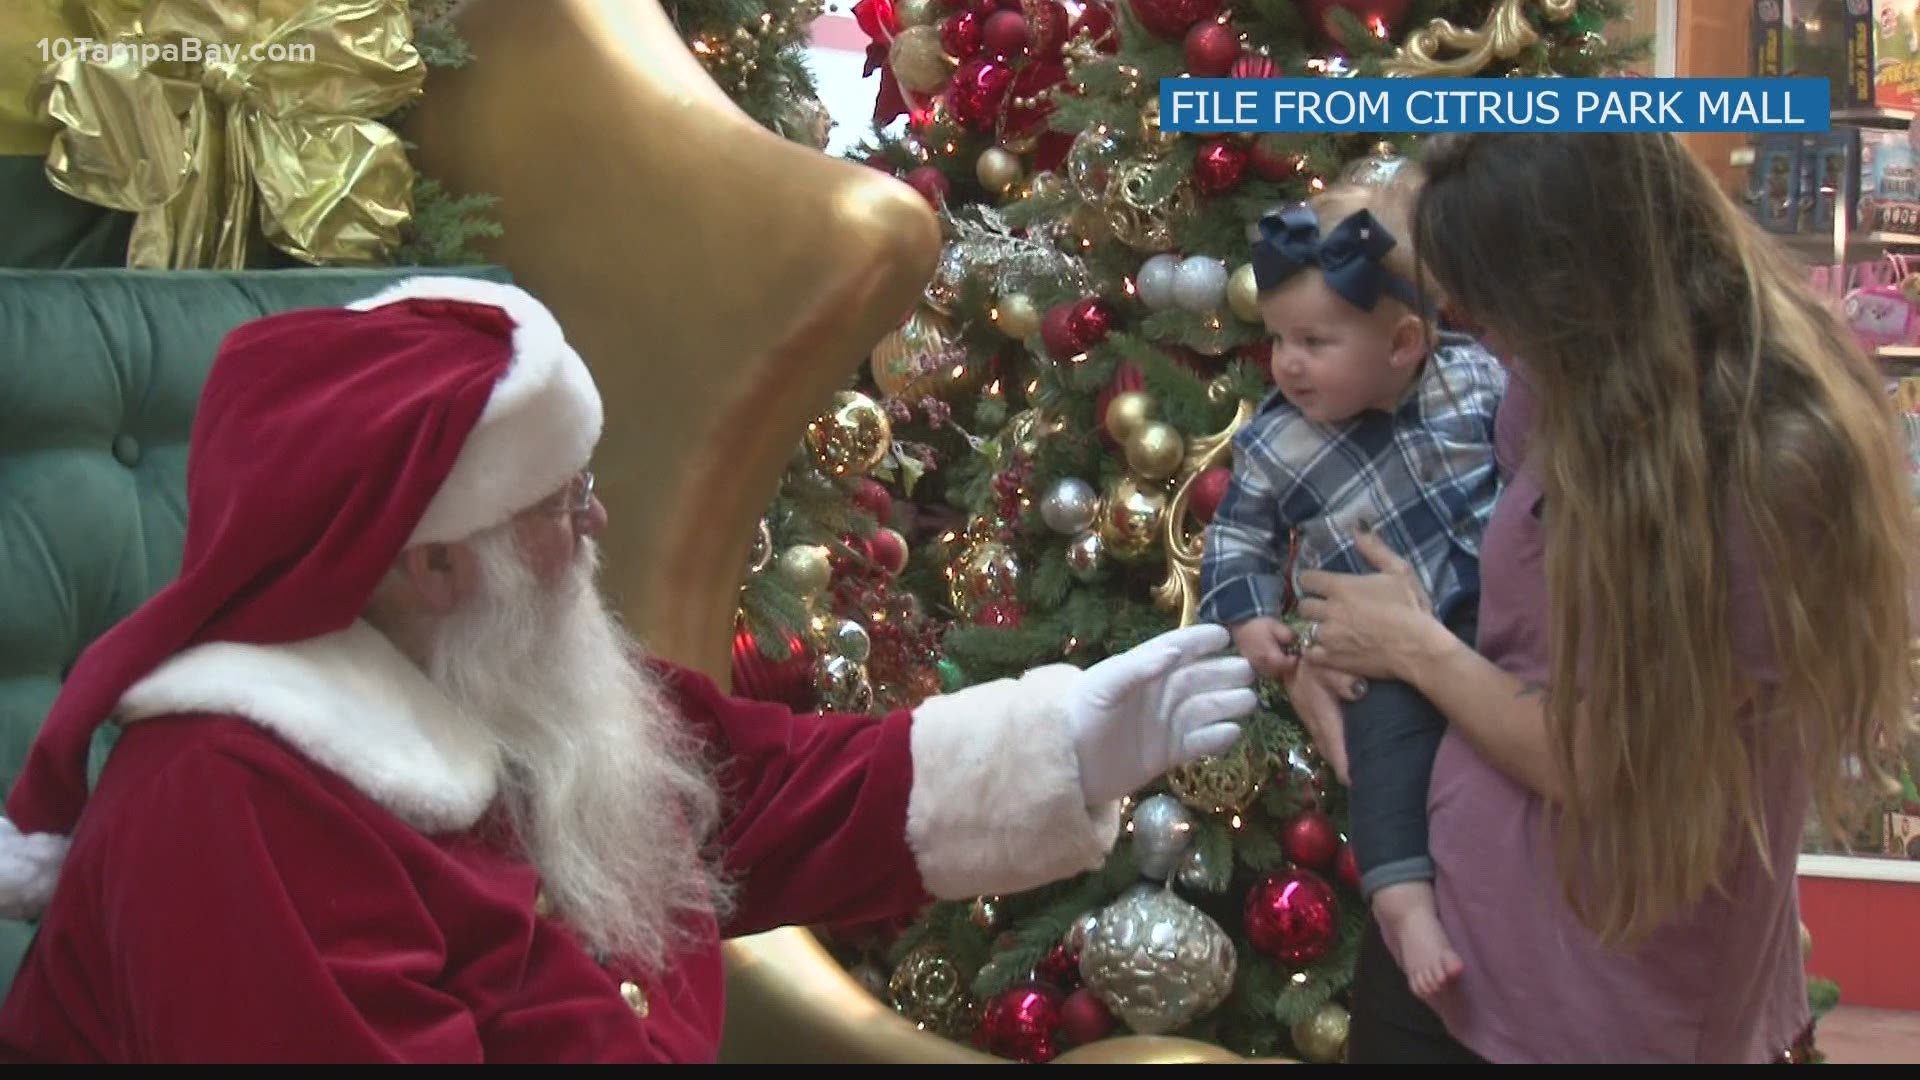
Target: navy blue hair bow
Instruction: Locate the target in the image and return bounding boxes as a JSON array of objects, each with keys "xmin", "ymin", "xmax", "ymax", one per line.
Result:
[{"xmin": 1251, "ymin": 205, "xmax": 1423, "ymax": 313}]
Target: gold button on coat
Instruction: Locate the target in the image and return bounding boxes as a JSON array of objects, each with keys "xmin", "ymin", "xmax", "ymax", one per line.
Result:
[{"xmin": 620, "ymin": 981, "xmax": 649, "ymax": 1019}]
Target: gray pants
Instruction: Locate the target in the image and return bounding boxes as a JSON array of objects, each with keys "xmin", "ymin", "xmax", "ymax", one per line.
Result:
[{"xmin": 1344, "ymin": 600, "xmax": 1479, "ymax": 901}]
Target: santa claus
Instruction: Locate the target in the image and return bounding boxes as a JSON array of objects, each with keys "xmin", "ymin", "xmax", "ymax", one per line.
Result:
[{"xmin": 0, "ymin": 278, "xmax": 1256, "ymax": 1063}]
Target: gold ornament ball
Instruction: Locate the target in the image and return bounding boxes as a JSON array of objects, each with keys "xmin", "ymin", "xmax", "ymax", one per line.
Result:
[
  {"xmin": 1138, "ymin": 99, "xmax": 1181, "ymax": 159},
  {"xmin": 953, "ymin": 541, "xmax": 1021, "ymax": 612},
  {"xmin": 870, "ymin": 306, "xmax": 956, "ymax": 398},
  {"xmin": 807, "ymin": 390, "xmax": 893, "ymax": 476},
  {"xmin": 776, "ymin": 544, "xmax": 833, "ymax": 595},
  {"xmin": 1291, "ymin": 1002, "xmax": 1351, "ymax": 1064},
  {"xmin": 887, "ymin": 944, "xmax": 977, "ymax": 1039},
  {"xmin": 969, "ymin": 896, "xmax": 1002, "ymax": 930},
  {"xmin": 976, "ymin": 146, "xmax": 1024, "ymax": 196},
  {"xmin": 1125, "ymin": 421, "xmax": 1185, "ymax": 481},
  {"xmin": 1098, "ymin": 476, "xmax": 1168, "ymax": 561},
  {"xmin": 994, "ymin": 292, "xmax": 1041, "ymax": 340},
  {"xmin": 1104, "ymin": 389, "xmax": 1157, "ymax": 443},
  {"xmin": 888, "ymin": 26, "xmax": 952, "ymax": 94},
  {"xmin": 1227, "ymin": 263, "xmax": 1262, "ymax": 323},
  {"xmin": 1053, "ymin": 1037, "xmax": 1251, "ymax": 1064},
  {"xmin": 896, "ymin": 0, "xmax": 941, "ymax": 27},
  {"xmin": 1208, "ymin": 373, "xmax": 1238, "ymax": 406}
]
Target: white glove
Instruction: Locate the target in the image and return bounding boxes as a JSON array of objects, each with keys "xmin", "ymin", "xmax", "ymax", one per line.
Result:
[{"xmin": 1064, "ymin": 623, "xmax": 1259, "ymax": 806}]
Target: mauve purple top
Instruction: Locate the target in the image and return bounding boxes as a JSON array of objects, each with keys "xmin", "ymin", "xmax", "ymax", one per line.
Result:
[{"xmin": 1425, "ymin": 367, "xmax": 1811, "ymax": 1063}]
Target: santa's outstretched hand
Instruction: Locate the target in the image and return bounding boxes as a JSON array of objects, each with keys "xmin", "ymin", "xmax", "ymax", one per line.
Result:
[{"xmin": 1064, "ymin": 623, "xmax": 1259, "ymax": 806}]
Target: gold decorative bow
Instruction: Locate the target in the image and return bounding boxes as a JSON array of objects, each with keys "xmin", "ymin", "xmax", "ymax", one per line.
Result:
[{"xmin": 31, "ymin": 0, "xmax": 426, "ymax": 269}]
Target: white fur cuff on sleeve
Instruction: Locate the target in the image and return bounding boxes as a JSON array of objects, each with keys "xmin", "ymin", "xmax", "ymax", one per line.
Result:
[{"xmin": 905, "ymin": 664, "xmax": 1122, "ymax": 899}]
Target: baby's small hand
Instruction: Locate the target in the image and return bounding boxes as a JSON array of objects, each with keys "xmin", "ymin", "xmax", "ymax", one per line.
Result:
[{"xmin": 1231, "ymin": 617, "xmax": 1298, "ymax": 680}]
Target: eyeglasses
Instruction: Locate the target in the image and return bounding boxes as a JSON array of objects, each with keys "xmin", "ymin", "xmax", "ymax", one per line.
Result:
[{"xmin": 541, "ymin": 469, "xmax": 595, "ymax": 517}]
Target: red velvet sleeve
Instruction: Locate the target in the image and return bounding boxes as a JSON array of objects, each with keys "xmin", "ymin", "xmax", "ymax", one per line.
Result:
[
  {"xmin": 656, "ymin": 665, "xmax": 932, "ymax": 938},
  {"xmin": 94, "ymin": 737, "xmax": 485, "ymax": 1063}
]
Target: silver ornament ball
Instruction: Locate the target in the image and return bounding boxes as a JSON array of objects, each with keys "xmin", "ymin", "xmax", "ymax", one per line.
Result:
[
  {"xmin": 1135, "ymin": 253, "xmax": 1182, "ymax": 310},
  {"xmin": 1177, "ymin": 843, "xmax": 1222, "ymax": 892},
  {"xmin": 1041, "ymin": 477, "xmax": 1100, "ymax": 534},
  {"xmin": 1130, "ymin": 794, "xmax": 1196, "ymax": 881},
  {"xmin": 1065, "ymin": 530, "xmax": 1105, "ymax": 581},
  {"xmin": 1077, "ymin": 886, "xmax": 1237, "ymax": 1036},
  {"xmin": 1172, "ymin": 255, "xmax": 1229, "ymax": 314},
  {"xmin": 833, "ymin": 619, "xmax": 872, "ymax": 663}
]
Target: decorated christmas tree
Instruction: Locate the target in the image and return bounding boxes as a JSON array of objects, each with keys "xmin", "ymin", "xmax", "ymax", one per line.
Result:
[
  {"xmin": 815, "ymin": 0, "xmax": 1644, "ymax": 1064},
  {"xmin": 667, "ymin": 0, "xmax": 838, "ymax": 145},
  {"xmin": 672, "ymin": 0, "xmax": 961, "ymax": 714}
]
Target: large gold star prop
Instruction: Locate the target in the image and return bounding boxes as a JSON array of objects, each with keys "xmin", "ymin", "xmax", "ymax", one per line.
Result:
[
  {"xmin": 407, "ymin": 0, "xmax": 936, "ymax": 688},
  {"xmin": 403, "ymin": 0, "xmax": 970, "ymax": 1063}
]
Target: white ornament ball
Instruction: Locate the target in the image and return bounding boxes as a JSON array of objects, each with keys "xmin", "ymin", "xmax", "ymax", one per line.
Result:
[
  {"xmin": 1135, "ymin": 253, "xmax": 1182, "ymax": 311},
  {"xmin": 1173, "ymin": 255, "xmax": 1229, "ymax": 314}
]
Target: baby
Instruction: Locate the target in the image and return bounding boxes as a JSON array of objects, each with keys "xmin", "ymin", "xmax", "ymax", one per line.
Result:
[{"xmin": 1198, "ymin": 176, "xmax": 1505, "ymax": 1000}]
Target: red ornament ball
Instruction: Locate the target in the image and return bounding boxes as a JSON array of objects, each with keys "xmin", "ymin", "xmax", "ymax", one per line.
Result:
[
  {"xmin": 1301, "ymin": 0, "xmax": 1412, "ymax": 47},
  {"xmin": 981, "ymin": 983, "xmax": 1064, "ymax": 1063},
  {"xmin": 1335, "ymin": 843, "xmax": 1361, "ymax": 891},
  {"xmin": 940, "ymin": 9, "xmax": 985, "ymax": 57},
  {"xmin": 1244, "ymin": 868, "xmax": 1340, "ymax": 966},
  {"xmin": 1036, "ymin": 943, "xmax": 1081, "ymax": 990},
  {"xmin": 1041, "ymin": 301, "xmax": 1081, "ymax": 360},
  {"xmin": 975, "ymin": 600, "xmax": 1025, "ymax": 628},
  {"xmin": 1193, "ymin": 138, "xmax": 1250, "ymax": 196},
  {"xmin": 850, "ymin": 477, "xmax": 893, "ymax": 523},
  {"xmin": 1027, "ymin": 0, "xmax": 1070, "ymax": 54},
  {"xmin": 1070, "ymin": 1, "xmax": 1118, "ymax": 51},
  {"xmin": 944, "ymin": 57, "xmax": 1016, "ymax": 131},
  {"xmin": 1230, "ymin": 53, "xmax": 1277, "ymax": 79},
  {"xmin": 867, "ymin": 527, "xmax": 910, "ymax": 576},
  {"xmin": 1128, "ymin": 0, "xmax": 1220, "ymax": 40},
  {"xmin": 1190, "ymin": 466, "xmax": 1232, "ymax": 524},
  {"xmin": 1059, "ymin": 987, "xmax": 1116, "ymax": 1046},
  {"xmin": 905, "ymin": 166, "xmax": 950, "ymax": 207},
  {"xmin": 1183, "ymin": 20, "xmax": 1239, "ymax": 76},
  {"xmin": 1066, "ymin": 297, "xmax": 1117, "ymax": 351},
  {"xmin": 982, "ymin": 8, "xmax": 1030, "ymax": 55},
  {"xmin": 1250, "ymin": 134, "xmax": 1302, "ymax": 182},
  {"xmin": 1282, "ymin": 810, "xmax": 1341, "ymax": 869},
  {"xmin": 730, "ymin": 627, "xmax": 815, "ymax": 709}
]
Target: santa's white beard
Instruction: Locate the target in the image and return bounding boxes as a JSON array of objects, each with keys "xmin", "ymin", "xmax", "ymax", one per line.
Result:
[{"xmin": 423, "ymin": 527, "xmax": 730, "ymax": 971}]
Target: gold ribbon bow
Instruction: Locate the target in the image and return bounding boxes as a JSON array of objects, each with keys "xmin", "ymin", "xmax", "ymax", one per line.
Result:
[{"xmin": 32, "ymin": 0, "xmax": 426, "ymax": 269}]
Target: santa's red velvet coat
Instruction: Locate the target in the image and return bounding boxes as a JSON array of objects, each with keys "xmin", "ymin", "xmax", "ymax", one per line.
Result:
[{"xmin": 0, "ymin": 621, "xmax": 1119, "ymax": 1063}]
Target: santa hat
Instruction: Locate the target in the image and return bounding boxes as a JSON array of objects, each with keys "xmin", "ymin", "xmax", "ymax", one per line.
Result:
[{"xmin": 0, "ymin": 276, "xmax": 602, "ymax": 919}]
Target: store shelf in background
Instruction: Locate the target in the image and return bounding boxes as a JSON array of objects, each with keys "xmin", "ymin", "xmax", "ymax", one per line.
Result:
[
  {"xmin": 1776, "ymin": 231, "xmax": 1920, "ymax": 264},
  {"xmin": 1831, "ymin": 105, "xmax": 1917, "ymax": 129}
]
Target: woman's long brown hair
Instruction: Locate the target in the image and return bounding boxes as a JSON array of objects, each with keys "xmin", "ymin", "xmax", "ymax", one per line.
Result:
[{"xmin": 1412, "ymin": 133, "xmax": 1915, "ymax": 947}]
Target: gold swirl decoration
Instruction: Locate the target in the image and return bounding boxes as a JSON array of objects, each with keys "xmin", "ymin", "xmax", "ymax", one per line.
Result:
[
  {"xmin": 1383, "ymin": 0, "xmax": 1579, "ymax": 78},
  {"xmin": 1154, "ymin": 383, "xmax": 1256, "ymax": 628}
]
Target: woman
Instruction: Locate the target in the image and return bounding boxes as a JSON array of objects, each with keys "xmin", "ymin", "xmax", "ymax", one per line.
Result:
[{"xmin": 1285, "ymin": 133, "xmax": 1915, "ymax": 1063}]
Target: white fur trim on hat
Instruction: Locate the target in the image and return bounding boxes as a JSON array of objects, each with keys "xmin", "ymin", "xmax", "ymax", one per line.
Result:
[
  {"xmin": 348, "ymin": 276, "xmax": 605, "ymax": 546},
  {"xmin": 0, "ymin": 817, "xmax": 70, "ymax": 920}
]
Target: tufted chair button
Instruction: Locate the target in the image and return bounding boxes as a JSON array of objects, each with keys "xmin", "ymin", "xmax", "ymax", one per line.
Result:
[{"xmin": 111, "ymin": 434, "xmax": 141, "ymax": 467}]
